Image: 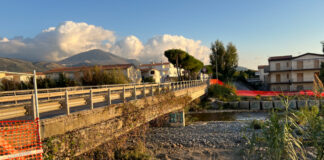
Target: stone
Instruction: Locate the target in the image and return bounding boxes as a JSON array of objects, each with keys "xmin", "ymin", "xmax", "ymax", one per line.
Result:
[
  {"xmin": 261, "ymin": 101, "xmax": 273, "ymax": 110},
  {"xmin": 238, "ymin": 101, "xmax": 249, "ymax": 109},
  {"xmin": 250, "ymin": 101, "xmax": 261, "ymax": 110}
]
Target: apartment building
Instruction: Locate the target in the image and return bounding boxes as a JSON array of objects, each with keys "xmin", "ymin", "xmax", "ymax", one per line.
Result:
[
  {"xmin": 45, "ymin": 64, "xmax": 142, "ymax": 83},
  {"xmin": 268, "ymin": 53, "xmax": 324, "ymax": 91}
]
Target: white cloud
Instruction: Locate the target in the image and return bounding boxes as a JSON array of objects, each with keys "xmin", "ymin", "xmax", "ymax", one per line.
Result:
[
  {"xmin": 0, "ymin": 21, "xmax": 210, "ymax": 64},
  {"xmin": 0, "ymin": 21, "xmax": 115, "ymax": 61}
]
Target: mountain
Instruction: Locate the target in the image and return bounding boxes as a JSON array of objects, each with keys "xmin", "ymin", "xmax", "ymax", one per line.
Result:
[
  {"xmin": 236, "ymin": 66, "xmax": 250, "ymax": 71},
  {"xmin": 0, "ymin": 57, "xmax": 64, "ymax": 72},
  {"xmin": 59, "ymin": 49, "xmax": 140, "ymax": 67}
]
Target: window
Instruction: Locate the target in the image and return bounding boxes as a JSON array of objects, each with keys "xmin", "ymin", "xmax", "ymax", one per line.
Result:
[
  {"xmin": 297, "ymin": 73, "xmax": 303, "ymax": 82},
  {"xmin": 276, "ymin": 74, "xmax": 281, "ymax": 83},
  {"xmin": 314, "ymin": 60, "xmax": 320, "ymax": 68},
  {"xmin": 287, "ymin": 74, "xmax": 289, "ymax": 79},
  {"xmin": 286, "ymin": 62, "xmax": 289, "ymax": 67},
  {"xmin": 276, "ymin": 63, "xmax": 280, "ymax": 70},
  {"xmin": 297, "ymin": 61, "xmax": 303, "ymax": 69}
]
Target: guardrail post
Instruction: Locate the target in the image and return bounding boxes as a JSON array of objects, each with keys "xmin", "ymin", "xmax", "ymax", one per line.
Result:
[
  {"xmin": 151, "ymin": 84, "xmax": 154, "ymax": 96},
  {"xmin": 123, "ymin": 85, "xmax": 126, "ymax": 102},
  {"xmin": 143, "ymin": 84, "xmax": 146, "ymax": 97},
  {"xmin": 14, "ymin": 92, "xmax": 17, "ymax": 104},
  {"xmin": 90, "ymin": 89, "xmax": 94, "ymax": 109},
  {"xmin": 108, "ymin": 88, "xmax": 111, "ymax": 105},
  {"xmin": 134, "ymin": 85, "xmax": 137, "ymax": 100},
  {"xmin": 31, "ymin": 94, "xmax": 37, "ymax": 120},
  {"xmin": 65, "ymin": 90, "xmax": 70, "ymax": 115}
]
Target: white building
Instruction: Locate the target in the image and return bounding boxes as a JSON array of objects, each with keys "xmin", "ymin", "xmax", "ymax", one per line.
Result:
[
  {"xmin": 257, "ymin": 65, "xmax": 269, "ymax": 83},
  {"xmin": 140, "ymin": 68, "xmax": 161, "ymax": 83},
  {"xmin": 140, "ymin": 62, "xmax": 183, "ymax": 82},
  {"xmin": 268, "ymin": 53, "xmax": 324, "ymax": 91},
  {"xmin": 0, "ymin": 71, "xmax": 45, "ymax": 84}
]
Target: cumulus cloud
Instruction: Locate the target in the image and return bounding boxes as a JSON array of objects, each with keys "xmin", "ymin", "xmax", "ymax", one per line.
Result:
[
  {"xmin": 0, "ymin": 21, "xmax": 115, "ymax": 61},
  {"xmin": 0, "ymin": 21, "xmax": 210, "ymax": 64}
]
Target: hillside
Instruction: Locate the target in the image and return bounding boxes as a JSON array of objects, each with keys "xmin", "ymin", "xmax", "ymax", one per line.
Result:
[
  {"xmin": 0, "ymin": 58, "xmax": 64, "ymax": 72},
  {"xmin": 59, "ymin": 49, "xmax": 140, "ymax": 67}
]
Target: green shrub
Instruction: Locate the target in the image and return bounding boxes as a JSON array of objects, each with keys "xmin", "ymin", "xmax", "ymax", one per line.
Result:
[
  {"xmin": 250, "ymin": 120, "xmax": 264, "ymax": 130},
  {"xmin": 207, "ymin": 84, "xmax": 237, "ymax": 102},
  {"xmin": 81, "ymin": 66, "xmax": 129, "ymax": 85},
  {"xmin": 142, "ymin": 77, "xmax": 155, "ymax": 83}
]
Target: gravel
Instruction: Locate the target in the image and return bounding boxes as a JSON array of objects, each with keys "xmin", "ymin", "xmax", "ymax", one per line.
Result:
[{"xmin": 145, "ymin": 121, "xmax": 251, "ymax": 160}]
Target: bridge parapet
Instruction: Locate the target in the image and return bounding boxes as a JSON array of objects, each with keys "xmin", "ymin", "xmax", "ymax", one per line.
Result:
[{"xmin": 0, "ymin": 80, "xmax": 207, "ymax": 120}]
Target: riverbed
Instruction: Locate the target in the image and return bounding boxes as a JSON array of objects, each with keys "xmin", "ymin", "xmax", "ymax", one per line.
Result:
[{"xmin": 145, "ymin": 112, "xmax": 253, "ymax": 160}]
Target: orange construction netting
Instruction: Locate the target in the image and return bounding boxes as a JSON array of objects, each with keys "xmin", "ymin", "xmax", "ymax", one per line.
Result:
[{"xmin": 0, "ymin": 118, "xmax": 42, "ymax": 160}]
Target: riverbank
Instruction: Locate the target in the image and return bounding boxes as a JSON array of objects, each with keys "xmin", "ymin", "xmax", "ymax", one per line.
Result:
[{"xmin": 145, "ymin": 121, "xmax": 250, "ymax": 160}]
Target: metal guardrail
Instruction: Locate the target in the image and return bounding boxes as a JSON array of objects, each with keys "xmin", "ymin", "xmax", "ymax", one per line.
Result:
[{"xmin": 0, "ymin": 80, "xmax": 206, "ymax": 120}]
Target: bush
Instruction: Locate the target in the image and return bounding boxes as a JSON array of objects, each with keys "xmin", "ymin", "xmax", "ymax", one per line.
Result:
[
  {"xmin": 207, "ymin": 84, "xmax": 237, "ymax": 102},
  {"xmin": 142, "ymin": 77, "xmax": 155, "ymax": 83},
  {"xmin": 81, "ymin": 66, "xmax": 129, "ymax": 85},
  {"xmin": 250, "ymin": 120, "xmax": 264, "ymax": 130}
]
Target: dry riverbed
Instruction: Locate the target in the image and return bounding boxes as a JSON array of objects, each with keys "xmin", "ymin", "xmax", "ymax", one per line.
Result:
[{"xmin": 145, "ymin": 121, "xmax": 250, "ymax": 160}]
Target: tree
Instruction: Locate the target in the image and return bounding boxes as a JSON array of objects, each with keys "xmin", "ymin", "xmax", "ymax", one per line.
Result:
[
  {"xmin": 319, "ymin": 62, "xmax": 324, "ymax": 82},
  {"xmin": 210, "ymin": 40, "xmax": 238, "ymax": 81},
  {"xmin": 164, "ymin": 49, "xmax": 188, "ymax": 80},
  {"xmin": 164, "ymin": 49, "xmax": 204, "ymax": 80},
  {"xmin": 81, "ymin": 66, "xmax": 129, "ymax": 85}
]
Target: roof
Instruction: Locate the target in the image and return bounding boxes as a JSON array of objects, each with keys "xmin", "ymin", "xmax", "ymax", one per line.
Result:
[
  {"xmin": 24, "ymin": 72, "xmax": 45, "ymax": 75},
  {"xmin": 268, "ymin": 55, "xmax": 292, "ymax": 61},
  {"xmin": 292, "ymin": 53, "xmax": 324, "ymax": 59},
  {"xmin": 258, "ymin": 65, "xmax": 268, "ymax": 69},
  {"xmin": 45, "ymin": 64, "xmax": 133, "ymax": 74},
  {"xmin": 268, "ymin": 53, "xmax": 324, "ymax": 61},
  {"xmin": 140, "ymin": 62, "xmax": 170, "ymax": 67}
]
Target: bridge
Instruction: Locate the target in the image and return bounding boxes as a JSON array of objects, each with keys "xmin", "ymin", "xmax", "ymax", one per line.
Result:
[{"xmin": 0, "ymin": 80, "xmax": 208, "ymax": 158}]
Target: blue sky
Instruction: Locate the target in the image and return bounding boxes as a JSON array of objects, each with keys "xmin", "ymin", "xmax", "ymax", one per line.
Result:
[{"xmin": 1, "ymin": 0, "xmax": 324, "ymax": 69}]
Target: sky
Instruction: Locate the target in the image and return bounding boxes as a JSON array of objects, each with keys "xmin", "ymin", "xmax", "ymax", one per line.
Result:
[{"xmin": 0, "ymin": 0, "xmax": 324, "ymax": 69}]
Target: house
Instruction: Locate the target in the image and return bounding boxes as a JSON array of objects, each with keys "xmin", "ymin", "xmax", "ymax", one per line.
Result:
[
  {"xmin": 45, "ymin": 64, "xmax": 142, "ymax": 83},
  {"xmin": 140, "ymin": 68, "xmax": 161, "ymax": 83},
  {"xmin": 257, "ymin": 65, "xmax": 269, "ymax": 83},
  {"xmin": 268, "ymin": 53, "xmax": 324, "ymax": 91},
  {"xmin": 0, "ymin": 71, "xmax": 45, "ymax": 84},
  {"xmin": 140, "ymin": 62, "xmax": 182, "ymax": 82}
]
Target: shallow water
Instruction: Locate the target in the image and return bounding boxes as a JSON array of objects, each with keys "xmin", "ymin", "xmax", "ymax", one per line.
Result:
[{"xmin": 187, "ymin": 111, "xmax": 269, "ymax": 122}]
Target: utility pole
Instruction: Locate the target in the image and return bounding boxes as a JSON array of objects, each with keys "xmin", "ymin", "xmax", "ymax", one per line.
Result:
[{"xmin": 215, "ymin": 53, "xmax": 218, "ymax": 79}]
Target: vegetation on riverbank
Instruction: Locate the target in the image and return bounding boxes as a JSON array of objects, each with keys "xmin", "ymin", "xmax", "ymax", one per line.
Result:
[{"xmin": 244, "ymin": 97, "xmax": 324, "ymax": 160}]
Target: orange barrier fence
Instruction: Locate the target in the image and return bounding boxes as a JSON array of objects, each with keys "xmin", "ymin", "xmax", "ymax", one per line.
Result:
[
  {"xmin": 0, "ymin": 118, "xmax": 42, "ymax": 160},
  {"xmin": 209, "ymin": 79, "xmax": 323, "ymax": 97}
]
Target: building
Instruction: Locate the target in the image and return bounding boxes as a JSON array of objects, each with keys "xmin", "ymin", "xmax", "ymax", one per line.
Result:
[
  {"xmin": 268, "ymin": 53, "xmax": 324, "ymax": 91},
  {"xmin": 140, "ymin": 62, "xmax": 183, "ymax": 82},
  {"xmin": 140, "ymin": 68, "xmax": 161, "ymax": 83},
  {"xmin": 257, "ymin": 65, "xmax": 269, "ymax": 83},
  {"xmin": 0, "ymin": 71, "xmax": 45, "ymax": 84},
  {"xmin": 45, "ymin": 64, "xmax": 142, "ymax": 83}
]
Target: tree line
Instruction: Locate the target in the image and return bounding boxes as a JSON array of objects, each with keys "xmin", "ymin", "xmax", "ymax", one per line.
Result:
[{"xmin": 0, "ymin": 66, "xmax": 129, "ymax": 91}]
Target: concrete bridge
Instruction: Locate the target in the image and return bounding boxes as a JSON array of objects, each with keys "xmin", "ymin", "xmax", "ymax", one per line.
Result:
[{"xmin": 0, "ymin": 80, "xmax": 208, "ymax": 158}]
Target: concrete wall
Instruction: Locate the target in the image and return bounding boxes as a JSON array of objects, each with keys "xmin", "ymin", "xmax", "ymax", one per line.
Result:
[{"xmin": 41, "ymin": 85, "xmax": 207, "ymax": 158}]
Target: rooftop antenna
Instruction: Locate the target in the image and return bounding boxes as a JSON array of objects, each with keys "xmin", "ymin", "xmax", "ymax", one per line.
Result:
[{"xmin": 321, "ymin": 41, "xmax": 324, "ymax": 54}]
